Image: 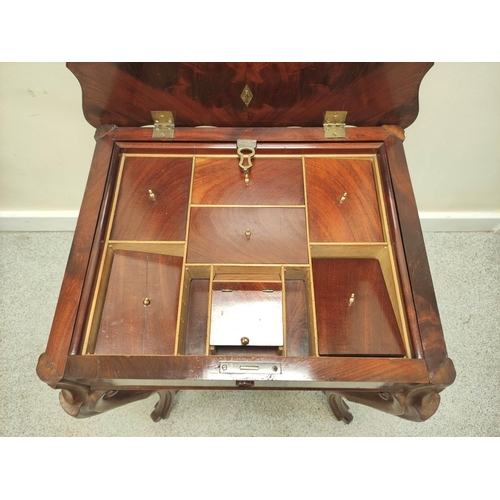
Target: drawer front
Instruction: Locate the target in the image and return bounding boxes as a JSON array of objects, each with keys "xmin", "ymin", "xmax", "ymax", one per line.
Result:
[
  {"xmin": 111, "ymin": 156, "xmax": 192, "ymax": 241},
  {"xmin": 305, "ymin": 158, "xmax": 384, "ymax": 242},
  {"xmin": 187, "ymin": 207, "xmax": 309, "ymax": 264},
  {"xmin": 191, "ymin": 157, "xmax": 304, "ymax": 205}
]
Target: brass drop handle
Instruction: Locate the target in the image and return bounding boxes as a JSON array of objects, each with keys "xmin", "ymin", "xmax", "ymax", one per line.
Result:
[
  {"xmin": 348, "ymin": 293, "xmax": 355, "ymax": 307},
  {"xmin": 149, "ymin": 189, "xmax": 156, "ymax": 201},
  {"xmin": 339, "ymin": 192, "xmax": 347, "ymax": 204},
  {"xmin": 245, "ymin": 228, "xmax": 251, "ymax": 240},
  {"xmin": 237, "ymin": 147, "xmax": 255, "ymax": 186}
]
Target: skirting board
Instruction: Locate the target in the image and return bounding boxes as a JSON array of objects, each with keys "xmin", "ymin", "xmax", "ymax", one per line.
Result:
[
  {"xmin": 0, "ymin": 211, "xmax": 79, "ymax": 231},
  {"xmin": 0, "ymin": 211, "xmax": 499, "ymax": 233}
]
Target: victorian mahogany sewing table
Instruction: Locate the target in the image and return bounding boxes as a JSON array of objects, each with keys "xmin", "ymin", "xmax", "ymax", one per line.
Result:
[{"xmin": 37, "ymin": 63, "xmax": 455, "ymax": 423}]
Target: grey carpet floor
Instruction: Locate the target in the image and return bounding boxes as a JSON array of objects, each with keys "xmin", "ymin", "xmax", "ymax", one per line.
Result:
[{"xmin": 0, "ymin": 231, "xmax": 498, "ymax": 437}]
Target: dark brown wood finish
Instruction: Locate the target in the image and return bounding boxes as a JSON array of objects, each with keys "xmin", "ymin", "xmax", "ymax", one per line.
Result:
[
  {"xmin": 94, "ymin": 251, "xmax": 182, "ymax": 355},
  {"xmin": 110, "ymin": 156, "xmax": 192, "ymax": 241},
  {"xmin": 114, "ymin": 127, "xmax": 391, "ymax": 145},
  {"xmin": 37, "ymin": 73, "xmax": 455, "ymax": 425},
  {"xmin": 192, "ymin": 157, "xmax": 304, "ymax": 205},
  {"xmin": 187, "ymin": 207, "xmax": 309, "ymax": 264},
  {"xmin": 376, "ymin": 149, "xmax": 424, "ymax": 358},
  {"xmin": 312, "ymin": 259, "xmax": 405, "ymax": 356},
  {"xmin": 70, "ymin": 131, "xmax": 122, "ymax": 355},
  {"xmin": 37, "ymin": 126, "xmax": 117, "ymax": 382},
  {"xmin": 64, "ymin": 355, "xmax": 429, "ymax": 387},
  {"xmin": 184, "ymin": 279, "xmax": 210, "ymax": 355},
  {"xmin": 285, "ymin": 280, "xmax": 310, "ymax": 356},
  {"xmin": 383, "ymin": 135, "xmax": 455, "ymax": 383},
  {"xmin": 306, "ymin": 158, "xmax": 384, "ymax": 242},
  {"xmin": 67, "ymin": 63, "xmax": 432, "ymax": 129}
]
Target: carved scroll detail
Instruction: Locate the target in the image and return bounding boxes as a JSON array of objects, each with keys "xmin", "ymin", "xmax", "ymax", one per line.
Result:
[
  {"xmin": 325, "ymin": 391, "xmax": 353, "ymax": 424},
  {"xmin": 55, "ymin": 380, "xmax": 176, "ymax": 422},
  {"xmin": 325, "ymin": 384, "xmax": 447, "ymax": 424}
]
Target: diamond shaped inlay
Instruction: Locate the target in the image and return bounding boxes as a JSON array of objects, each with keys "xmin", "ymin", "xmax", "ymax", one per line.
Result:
[{"xmin": 240, "ymin": 84, "xmax": 253, "ymax": 107}]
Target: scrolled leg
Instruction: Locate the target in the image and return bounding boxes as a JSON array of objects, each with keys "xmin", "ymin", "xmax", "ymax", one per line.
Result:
[
  {"xmin": 150, "ymin": 390, "xmax": 177, "ymax": 422},
  {"xmin": 58, "ymin": 382, "xmax": 153, "ymax": 419},
  {"xmin": 324, "ymin": 391, "xmax": 354, "ymax": 424}
]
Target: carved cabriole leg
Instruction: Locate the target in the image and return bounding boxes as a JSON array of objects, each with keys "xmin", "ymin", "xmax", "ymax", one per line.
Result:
[
  {"xmin": 324, "ymin": 385, "xmax": 444, "ymax": 423},
  {"xmin": 324, "ymin": 358, "xmax": 456, "ymax": 423},
  {"xmin": 324, "ymin": 391, "xmax": 353, "ymax": 424},
  {"xmin": 340, "ymin": 386, "xmax": 443, "ymax": 422},
  {"xmin": 150, "ymin": 390, "xmax": 176, "ymax": 422},
  {"xmin": 55, "ymin": 380, "xmax": 176, "ymax": 422}
]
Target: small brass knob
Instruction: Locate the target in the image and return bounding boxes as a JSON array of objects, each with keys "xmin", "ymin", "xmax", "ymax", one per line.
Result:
[
  {"xmin": 245, "ymin": 228, "xmax": 251, "ymax": 240},
  {"xmin": 348, "ymin": 293, "xmax": 355, "ymax": 307},
  {"xmin": 148, "ymin": 189, "xmax": 156, "ymax": 201},
  {"xmin": 143, "ymin": 298, "xmax": 151, "ymax": 306},
  {"xmin": 340, "ymin": 192, "xmax": 347, "ymax": 204},
  {"xmin": 241, "ymin": 337, "xmax": 249, "ymax": 346}
]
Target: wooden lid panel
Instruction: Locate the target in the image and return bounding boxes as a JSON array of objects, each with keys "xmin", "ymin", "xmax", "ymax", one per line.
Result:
[{"xmin": 67, "ymin": 62, "xmax": 432, "ymax": 129}]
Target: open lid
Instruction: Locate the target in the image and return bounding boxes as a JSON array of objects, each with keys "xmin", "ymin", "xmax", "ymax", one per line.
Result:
[{"xmin": 67, "ymin": 62, "xmax": 432, "ymax": 129}]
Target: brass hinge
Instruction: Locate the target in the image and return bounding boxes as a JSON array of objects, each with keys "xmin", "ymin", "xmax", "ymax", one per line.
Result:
[
  {"xmin": 151, "ymin": 111, "xmax": 174, "ymax": 138},
  {"xmin": 324, "ymin": 111, "xmax": 347, "ymax": 138}
]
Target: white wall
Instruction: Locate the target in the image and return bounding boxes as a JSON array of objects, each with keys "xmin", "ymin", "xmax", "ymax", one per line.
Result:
[
  {"xmin": 1, "ymin": 62, "xmax": 499, "ymax": 231},
  {"xmin": 404, "ymin": 62, "xmax": 500, "ymax": 230}
]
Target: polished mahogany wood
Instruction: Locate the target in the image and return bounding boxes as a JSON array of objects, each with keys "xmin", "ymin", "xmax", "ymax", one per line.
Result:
[
  {"xmin": 67, "ymin": 63, "xmax": 432, "ymax": 129},
  {"xmin": 312, "ymin": 258, "xmax": 405, "ymax": 356},
  {"xmin": 376, "ymin": 148, "xmax": 424, "ymax": 358},
  {"xmin": 306, "ymin": 158, "xmax": 384, "ymax": 242},
  {"xmin": 37, "ymin": 122, "xmax": 455, "ymax": 423},
  {"xmin": 37, "ymin": 126, "xmax": 118, "ymax": 382},
  {"xmin": 192, "ymin": 157, "xmax": 304, "ymax": 205},
  {"xmin": 184, "ymin": 279, "xmax": 210, "ymax": 355},
  {"xmin": 187, "ymin": 207, "xmax": 309, "ymax": 264},
  {"xmin": 111, "ymin": 156, "xmax": 192, "ymax": 241},
  {"xmin": 383, "ymin": 136, "xmax": 455, "ymax": 383},
  {"xmin": 94, "ymin": 251, "xmax": 182, "ymax": 355},
  {"xmin": 115, "ymin": 127, "xmax": 391, "ymax": 145},
  {"xmin": 65, "ymin": 355, "xmax": 429, "ymax": 387},
  {"xmin": 285, "ymin": 280, "xmax": 310, "ymax": 356}
]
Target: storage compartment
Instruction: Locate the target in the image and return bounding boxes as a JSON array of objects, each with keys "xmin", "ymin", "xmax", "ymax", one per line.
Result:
[
  {"xmin": 110, "ymin": 156, "xmax": 192, "ymax": 241},
  {"xmin": 176, "ymin": 264, "xmax": 313, "ymax": 357},
  {"xmin": 186, "ymin": 207, "xmax": 309, "ymax": 264},
  {"xmin": 210, "ymin": 281, "xmax": 284, "ymax": 348},
  {"xmin": 192, "ymin": 157, "xmax": 305, "ymax": 205},
  {"xmin": 312, "ymin": 258, "xmax": 405, "ymax": 356},
  {"xmin": 92, "ymin": 250, "xmax": 183, "ymax": 355},
  {"xmin": 305, "ymin": 158, "xmax": 384, "ymax": 242}
]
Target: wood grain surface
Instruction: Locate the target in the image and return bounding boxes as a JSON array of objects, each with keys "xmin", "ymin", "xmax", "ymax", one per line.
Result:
[
  {"xmin": 285, "ymin": 280, "xmax": 310, "ymax": 356},
  {"xmin": 187, "ymin": 207, "xmax": 309, "ymax": 264},
  {"xmin": 111, "ymin": 156, "xmax": 192, "ymax": 241},
  {"xmin": 67, "ymin": 62, "xmax": 432, "ymax": 129},
  {"xmin": 306, "ymin": 158, "xmax": 384, "ymax": 242},
  {"xmin": 94, "ymin": 250, "xmax": 182, "ymax": 355},
  {"xmin": 192, "ymin": 157, "xmax": 304, "ymax": 205},
  {"xmin": 184, "ymin": 279, "xmax": 210, "ymax": 355},
  {"xmin": 312, "ymin": 258, "xmax": 405, "ymax": 356}
]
